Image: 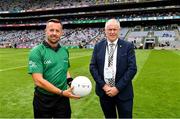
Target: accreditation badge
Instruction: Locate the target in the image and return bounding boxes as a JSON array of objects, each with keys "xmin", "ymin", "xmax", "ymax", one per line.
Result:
[{"xmin": 104, "ymin": 67, "xmax": 113, "ymax": 79}]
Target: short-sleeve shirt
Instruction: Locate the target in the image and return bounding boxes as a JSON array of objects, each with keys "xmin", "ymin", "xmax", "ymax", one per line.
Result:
[{"xmin": 28, "ymin": 41, "xmax": 70, "ymax": 95}]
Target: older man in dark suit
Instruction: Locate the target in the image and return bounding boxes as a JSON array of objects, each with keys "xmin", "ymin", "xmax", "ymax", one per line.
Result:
[{"xmin": 90, "ymin": 19, "xmax": 137, "ymax": 118}]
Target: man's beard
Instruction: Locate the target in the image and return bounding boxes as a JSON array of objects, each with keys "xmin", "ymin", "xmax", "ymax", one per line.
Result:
[
  {"xmin": 48, "ymin": 39, "xmax": 59, "ymax": 44},
  {"xmin": 47, "ymin": 36, "xmax": 59, "ymax": 44}
]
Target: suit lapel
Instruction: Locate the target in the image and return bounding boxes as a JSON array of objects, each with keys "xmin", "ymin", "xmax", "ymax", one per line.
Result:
[
  {"xmin": 101, "ymin": 40, "xmax": 107, "ymax": 70},
  {"xmin": 116, "ymin": 39, "xmax": 123, "ymax": 73}
]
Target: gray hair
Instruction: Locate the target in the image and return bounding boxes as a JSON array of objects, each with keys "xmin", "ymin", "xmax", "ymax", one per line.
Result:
[{"xmin": 105, "ymin": 19, "xmax": 120, "ymax": 29}]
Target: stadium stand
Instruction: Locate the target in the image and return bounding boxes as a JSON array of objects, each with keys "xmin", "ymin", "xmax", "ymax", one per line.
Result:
[{"xmin": 0, "ymin": 0, "xmax": 179, "ymax": 49}]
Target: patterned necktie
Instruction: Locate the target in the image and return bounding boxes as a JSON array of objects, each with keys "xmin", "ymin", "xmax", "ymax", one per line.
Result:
[
  {"xmin": 108, "ymin": 43, "xmax": 115, "ymax": 67},
  {"xmin": 107, "ymin": 43, "xmax": 115, "ymax": 86}
]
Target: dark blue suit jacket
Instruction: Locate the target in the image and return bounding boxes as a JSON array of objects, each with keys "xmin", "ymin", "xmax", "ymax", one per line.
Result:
[{"xmin": 90, "ymin": 38, "xmax": 137, "ymax": 100}]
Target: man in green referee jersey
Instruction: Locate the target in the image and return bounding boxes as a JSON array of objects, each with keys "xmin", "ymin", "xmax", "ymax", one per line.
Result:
[{"xmin": 28, "ymin": 19, "xmax": 80, "ymax": 118}]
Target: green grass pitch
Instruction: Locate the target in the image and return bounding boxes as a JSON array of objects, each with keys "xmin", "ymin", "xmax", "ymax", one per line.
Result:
[{"xmin": 0, "ymin": 48, "xmax": 180, "ymax": 118}]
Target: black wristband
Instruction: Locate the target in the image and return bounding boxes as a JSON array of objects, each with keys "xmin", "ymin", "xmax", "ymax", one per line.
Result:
[{"xmin": 67, "ymin": 77, "xmax": 73, "ymax": 86}]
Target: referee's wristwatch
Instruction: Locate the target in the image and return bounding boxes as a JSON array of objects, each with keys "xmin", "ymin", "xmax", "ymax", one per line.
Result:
[{"xmin": 59, "ymin": 90, "xmax": 63, "ymax": 96}]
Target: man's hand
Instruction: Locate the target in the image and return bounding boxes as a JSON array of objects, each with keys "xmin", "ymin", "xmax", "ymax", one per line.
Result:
[
  {"xmin": 102, "ymin": 84, "xmax": 111, "ymax": 93},
  {"xmin": 103, "ymin": 84, "xmax": 119, "ymax": 97},
  {"xmin": 106, "ymin": 87, "xmax": 119, "ymax": 97},
  {"xmin": 62, "ymin": 87, "xmax": 81, "ymax": 99}
]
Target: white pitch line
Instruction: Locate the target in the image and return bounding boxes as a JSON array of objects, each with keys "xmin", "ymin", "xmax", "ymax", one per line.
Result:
[
  {"xmin": 70, "ymin": 54, "xmax": 91, "ymax": 59},
  {"xmin": 0, "ymin": 66, "xmax": 27, "ymax": 72},
  {"xmin": 0, "ymin": 54, "xmax": 92, "ymax": 72}
]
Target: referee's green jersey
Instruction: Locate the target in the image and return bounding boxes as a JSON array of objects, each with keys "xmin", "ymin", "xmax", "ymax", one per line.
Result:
[{"xmin": 28, "ymin": 41, "xmax": 70, "ymax": 95}]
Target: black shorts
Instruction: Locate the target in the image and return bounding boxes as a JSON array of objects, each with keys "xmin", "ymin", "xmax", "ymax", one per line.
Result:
[{"xmin": 33, "ymin": 89, "xmax": 71, "ymax": 118}]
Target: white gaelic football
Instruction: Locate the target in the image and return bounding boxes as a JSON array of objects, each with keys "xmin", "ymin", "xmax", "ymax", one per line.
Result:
[{"xmin": 71, "ymin": 76, "xmax": 92, "ymax": 97}]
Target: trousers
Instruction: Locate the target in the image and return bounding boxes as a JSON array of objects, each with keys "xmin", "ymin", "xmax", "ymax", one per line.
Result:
[{"xmin": 33, "ymin": 89, "xmax": 71, "ymax": 118}]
